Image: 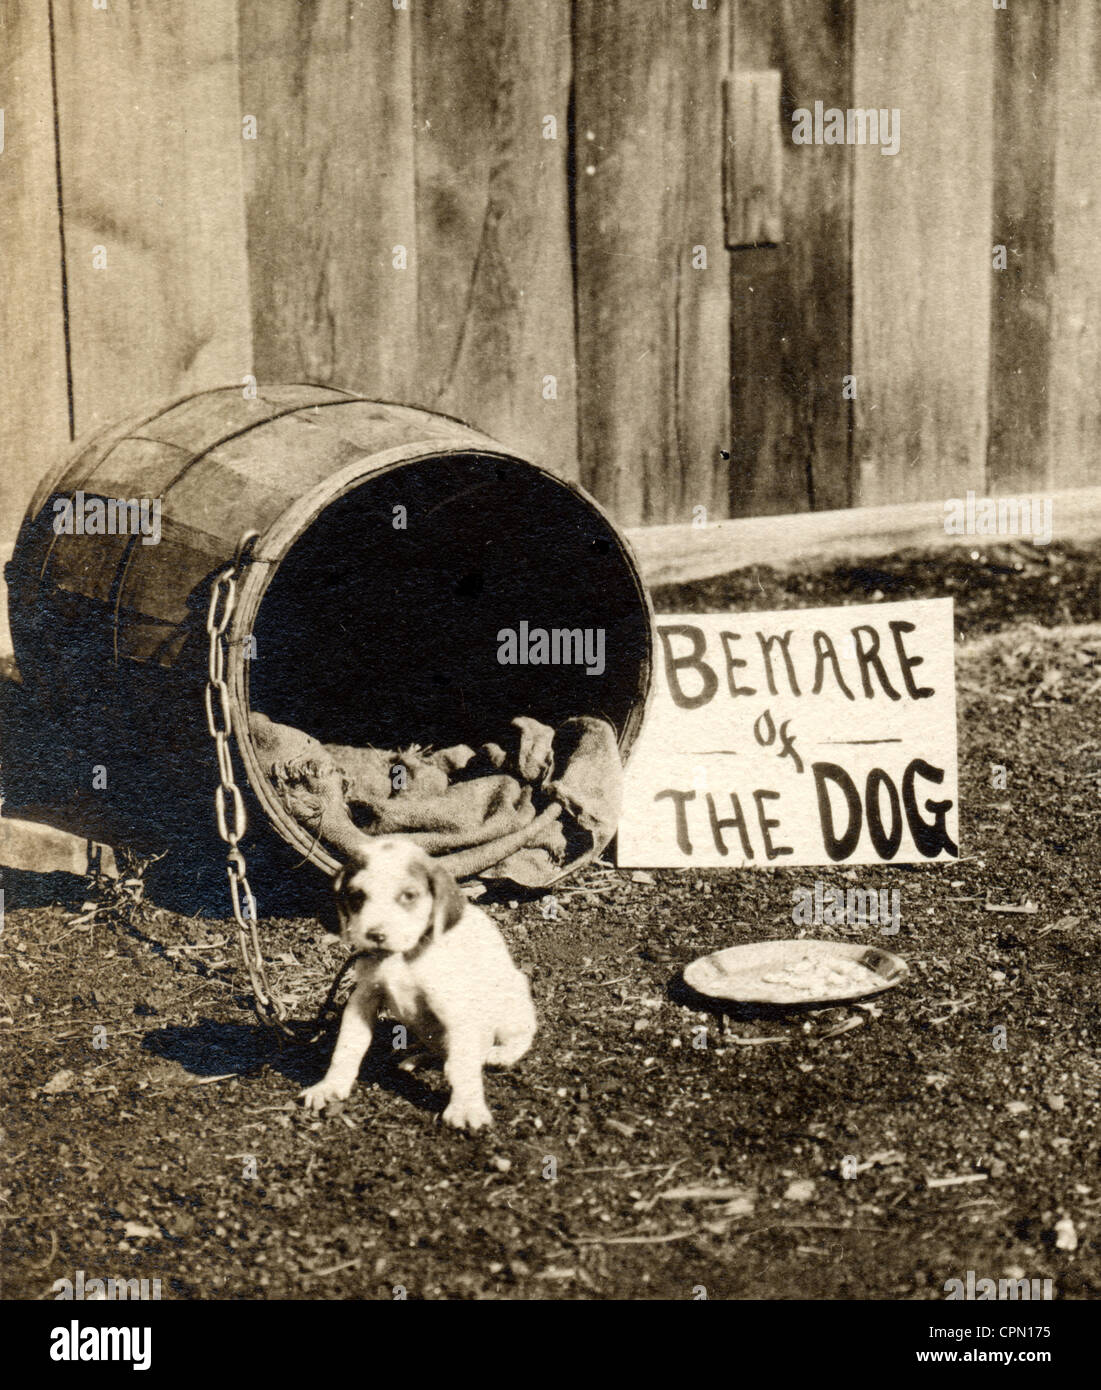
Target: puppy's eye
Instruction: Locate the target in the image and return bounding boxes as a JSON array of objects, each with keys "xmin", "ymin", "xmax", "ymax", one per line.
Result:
[
  {"xmin": 396, "ymin": 888, "xmax": 419, "ymax": 908},
  {"xmin": 347, "ymin": 888, "xmax": 367, "ymax": 911}
]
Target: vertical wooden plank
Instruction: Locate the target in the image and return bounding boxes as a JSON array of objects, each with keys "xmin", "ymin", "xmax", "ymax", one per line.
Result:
[
  {"xmin": 239, "ymin": 0, "xmax": 416, "ymax": 403},
  {"xmin": 729, "ymin": 0, "xmax": 853, "ymax": 518},
  {"xmin": 987, "ymin": 3, "xmax": 1057, "ymax": 496},
  {"xmin": 1049, "ymin": 0, "xmax": 1101, "ymax": 491},
  {"xmin": 0, "ymin": 2, "xmax": 71, "ymax": 655},
  {"xmin": 853, "ymin": 0, "xmax": 994, "ymax": 506},
  {"xmin": 411, "ymin": 0, "xmax": 577, "ymax": 478},
  {"xmin": 724, "ymin": 69, "xmax": 784, "ymax": 248},
  {"xmin": 52, "ymin": 0, "xmax": 252, "ymax": 436},
  {"xmin": 574, "ymin": 0, "xmax": 730, "ymax": 526}
]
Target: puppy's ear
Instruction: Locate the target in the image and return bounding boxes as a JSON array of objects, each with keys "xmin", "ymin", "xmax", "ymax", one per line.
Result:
[
  {"xmin": 334, "ymin": 842, "xmax": 371, "ymax": 890},
  {"xmin": 331, "ymin": 847, "xmax": 368, "ymax": 922},
  {"xmin": 328, "ymin": 863, "xmax": 352, "ymax": 930},
  {"xmin": 427, "ymin": 857, "xmax": 466, "ymax": 937}
]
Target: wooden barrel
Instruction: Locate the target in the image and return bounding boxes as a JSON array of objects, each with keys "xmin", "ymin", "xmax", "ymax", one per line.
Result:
[{"xmin": 7, "ymin": 384, "xmax": 652, "ymax": 884}]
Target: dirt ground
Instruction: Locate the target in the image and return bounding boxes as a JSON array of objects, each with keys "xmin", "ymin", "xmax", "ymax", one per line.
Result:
[{"xmin": 2, "ymin": 539, "xmax": 1099, "ymax": 1301}]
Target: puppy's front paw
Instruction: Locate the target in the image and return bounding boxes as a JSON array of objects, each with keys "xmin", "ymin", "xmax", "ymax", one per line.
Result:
[
  {"xmin": 300, "ymin": 1077, "xmax": 353, "ymax": 1111},
  {"xmin": 442, "ymin": 1095, "xmax": 493, "ymax": 1131}
]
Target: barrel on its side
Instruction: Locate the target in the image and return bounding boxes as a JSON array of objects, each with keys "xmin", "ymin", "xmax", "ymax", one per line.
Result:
[{"xmin": 7, "ymin": 385, "xmax": 652, "ymax": 890}]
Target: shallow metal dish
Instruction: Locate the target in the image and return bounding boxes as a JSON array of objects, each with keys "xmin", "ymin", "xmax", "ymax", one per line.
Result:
[{"xmin": 683, "ymin": 938, "xmax": 909, "ymax": 1007}]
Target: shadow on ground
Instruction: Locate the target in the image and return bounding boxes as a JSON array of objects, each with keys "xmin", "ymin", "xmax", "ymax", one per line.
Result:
[{"xmin": 144, "ymin": 1017, "xmax": 444, "ymax": 1115}]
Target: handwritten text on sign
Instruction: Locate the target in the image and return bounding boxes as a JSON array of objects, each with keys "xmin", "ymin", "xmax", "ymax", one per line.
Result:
[{"xmin": 618, "ymin": 599, "xmax": 958, "ymax": 868}]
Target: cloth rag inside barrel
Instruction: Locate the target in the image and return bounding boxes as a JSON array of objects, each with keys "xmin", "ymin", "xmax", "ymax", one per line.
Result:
[{"xmin": 248, "ymin": 711, "xmax": 623, "ymax": 886}]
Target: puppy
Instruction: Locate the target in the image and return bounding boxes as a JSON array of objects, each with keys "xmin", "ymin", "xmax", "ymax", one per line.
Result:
[{"xmin": 301, "ymin": 837, "xmax": 536, "ymax": 1130}]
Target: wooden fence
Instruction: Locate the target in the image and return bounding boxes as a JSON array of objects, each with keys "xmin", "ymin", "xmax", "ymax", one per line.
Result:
[{"xmin": 2, "ymin": 0, "xmax": 1099, "ymax": 647}]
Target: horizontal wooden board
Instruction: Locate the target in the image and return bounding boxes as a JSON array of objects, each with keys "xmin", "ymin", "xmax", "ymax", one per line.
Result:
[{"xmin": 628, "ymin": 487, "xmax": 1101, "ymax": 589}]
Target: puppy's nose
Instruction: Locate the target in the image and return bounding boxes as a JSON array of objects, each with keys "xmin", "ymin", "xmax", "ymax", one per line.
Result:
[{"xmin": 363, "ymin": 926, "xmax": 387, "ymax": 946}]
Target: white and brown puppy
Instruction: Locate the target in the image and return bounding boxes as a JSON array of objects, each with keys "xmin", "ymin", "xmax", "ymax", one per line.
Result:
[{"xmin": 301, "ymin": 838, "xmax": 536, "ymax": 1130}]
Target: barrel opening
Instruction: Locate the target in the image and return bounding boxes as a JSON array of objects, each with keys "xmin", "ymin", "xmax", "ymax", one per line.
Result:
[{"xmin": 247, "ymin": 455, "xmax": 651, "ymax": 757}]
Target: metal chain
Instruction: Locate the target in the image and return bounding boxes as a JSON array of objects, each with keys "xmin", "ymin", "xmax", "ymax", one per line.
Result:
[
  {"xmin": 203, "ymin": 530, "xmax": 357, "ymax": 1045},
  {"xmin": 204, "ymin": 531, "xmax": 295, "ymax": 1037}
]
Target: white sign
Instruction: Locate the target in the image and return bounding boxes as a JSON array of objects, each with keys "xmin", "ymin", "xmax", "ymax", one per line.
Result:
[{"xmin": 619, "ymin": 599, "xmax": 958, "ymax": 868}]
